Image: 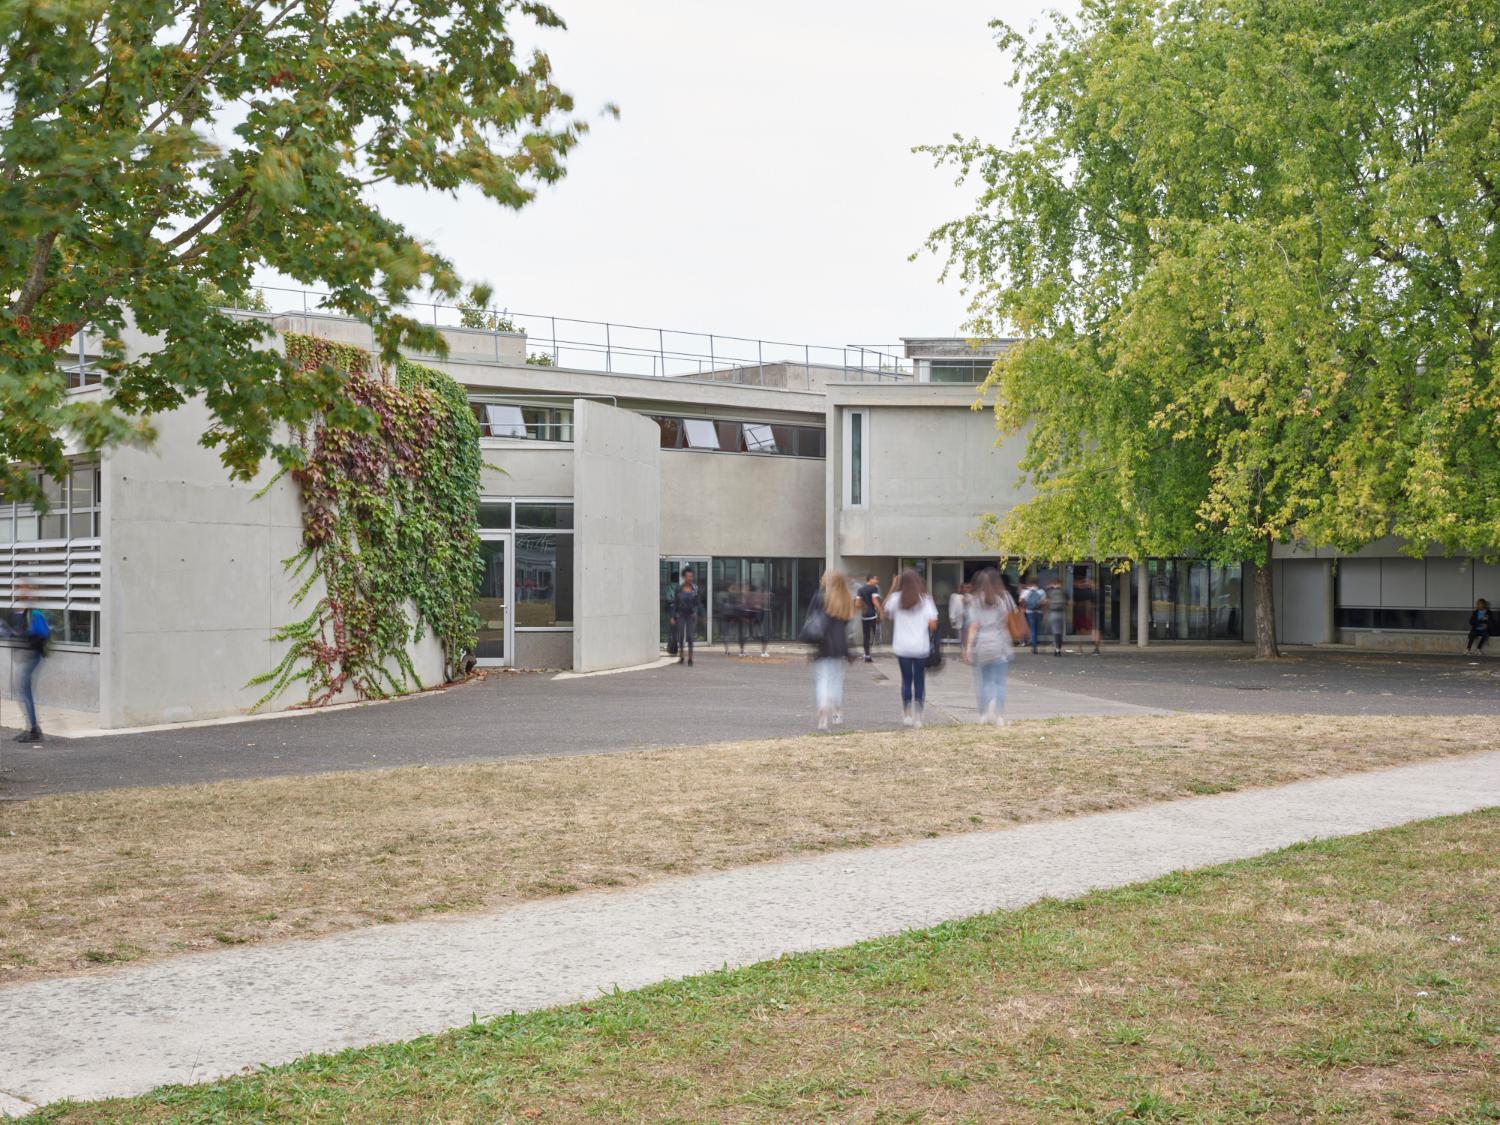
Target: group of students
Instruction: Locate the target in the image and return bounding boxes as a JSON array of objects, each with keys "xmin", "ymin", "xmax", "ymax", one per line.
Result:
[{"xmin": 804, "ymin": 567, "xmax": 1021, "ymax": 730}]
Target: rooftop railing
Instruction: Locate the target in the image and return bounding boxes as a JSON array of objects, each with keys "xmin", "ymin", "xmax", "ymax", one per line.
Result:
[{"xmin": 245, "ymin": 285, "xmax": 915, "ymax": 389}]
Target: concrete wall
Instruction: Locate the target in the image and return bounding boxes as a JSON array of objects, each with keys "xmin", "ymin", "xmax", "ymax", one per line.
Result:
[
  {"xmin": 833, "ymin": 400, "xmax": 1031, "ymax": 559},
  {"xmin": 659, "ymin": 449, "xmax": 824, "ymax": 558},
  {"xmin": 0, "ymin": 647, "xmax": 99, "ymax": 716},
  {"xmin": 513, "ymin": 630, "xmax": 572, "ymax": 669},
  {"xmin": 479, "ymin": 445, "xmax": 574, "ymax": 498},
  {"xmin": 1272, "ymin": 559, "xmax": 1334, "ymax": 645},
  {"xmin": 100, "ymin": 397, "xmax": 444, "ymax": 728},
  {"xmin": 572, "ymin": 401, "xmax": 661, "ymax": 672}
]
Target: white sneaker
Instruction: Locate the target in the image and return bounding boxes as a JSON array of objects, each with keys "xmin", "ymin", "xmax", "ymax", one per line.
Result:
[
  {"xmin": 902, "ymin": 708, "xmax": 914, "ymax": 727},
  {"xmin": 913, "ymin": 710, "xmax": 924, "ymax": 730},
  {"xmin": 993, "ymin": 714, "xmax": 1006, "ymax": 728},
  {"xmin": 817, "ymin": 712, "xmax": 829, "ymax": 731}
]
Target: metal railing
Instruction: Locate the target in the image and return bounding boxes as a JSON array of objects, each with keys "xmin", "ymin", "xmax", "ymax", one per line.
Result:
[{"xmin": 240, "ymin": 284, "xmax": 916, "ymax": 389}]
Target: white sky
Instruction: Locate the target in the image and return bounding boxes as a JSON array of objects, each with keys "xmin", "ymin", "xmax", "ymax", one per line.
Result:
[{"xmin": 264, "ymin": 1, "xmax": 1079, "ymax": 351}]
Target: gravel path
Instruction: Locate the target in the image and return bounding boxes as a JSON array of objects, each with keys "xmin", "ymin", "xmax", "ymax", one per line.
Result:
[{"xmin": 2, "ymin": 751, "xmax": 1496, "ymax": 1114}]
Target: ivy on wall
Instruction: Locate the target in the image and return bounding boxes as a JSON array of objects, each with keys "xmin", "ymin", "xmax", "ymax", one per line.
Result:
[{"xmin": 253, "ymin": 333, "xmax": 482, "ymax": 707}]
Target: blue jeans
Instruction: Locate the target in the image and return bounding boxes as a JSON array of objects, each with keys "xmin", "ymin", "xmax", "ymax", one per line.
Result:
[
  {"xmin": 1025, "ymin": 610, "xmax": 1041, "ymax": 652},
  {"xmin": 974, "ymin": 658, "xmax": 1008, "ymax": 718},
  {"xmin": 897, "ymin": 655, "xmax": 927, "ymax": 708},
  {"xmin": 17, "ymin": 647, "xmax": 41, "ymax": 732},
  {"xmin": 813, "ymin": 657, "xmax": 845, "ymax": 712}
]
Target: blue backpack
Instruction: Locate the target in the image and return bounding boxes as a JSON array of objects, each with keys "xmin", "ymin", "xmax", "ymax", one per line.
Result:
[{"xmin": 27, "ymin": 609, "xmax": 50, "ymax": 652}]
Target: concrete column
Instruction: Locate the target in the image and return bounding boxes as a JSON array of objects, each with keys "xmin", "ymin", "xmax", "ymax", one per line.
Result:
[
  {"xmin": 1119, "ymin": 564, "xmax": 1132, "ymax": 644},
  {"xmin": 1136, "ymin": 561, "xmax": 1150, "ymax": 647}
]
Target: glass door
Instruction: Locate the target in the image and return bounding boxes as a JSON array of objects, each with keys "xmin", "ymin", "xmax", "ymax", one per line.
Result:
[
  {"xmin": 475, "ymin": 535, "xmax": 510, "ymax": 665},
  {"xmin": 930, "ymin": 559, "xmax": 964, "ymax": 638}
]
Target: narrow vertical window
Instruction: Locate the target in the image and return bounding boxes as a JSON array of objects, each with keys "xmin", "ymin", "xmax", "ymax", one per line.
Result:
[{"xmin": 850, "ymin": 413, "xmax": 863, "ymax": 506}]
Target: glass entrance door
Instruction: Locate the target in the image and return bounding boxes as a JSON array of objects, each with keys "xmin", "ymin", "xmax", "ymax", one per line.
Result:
[
  {"xmin": 475, "ymin": 535, "xmax": 510, "ymax": 665},
  {"xmin": 930, "ymin": 560, "xmax": 964, "ymax": 639}
]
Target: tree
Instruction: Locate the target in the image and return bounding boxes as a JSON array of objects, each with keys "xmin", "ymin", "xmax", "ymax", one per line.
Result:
[
  {"xmin": 2, "ymin": 0, "xmax": 601, "ymax": 506},
  {"xmin": 926, "ymin": 0, "xmax": 1500, "ymax": 658}
]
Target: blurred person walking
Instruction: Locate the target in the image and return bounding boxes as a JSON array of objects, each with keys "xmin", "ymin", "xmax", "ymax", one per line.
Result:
[
  {"xmin": 1074, "ymin": 568, "xmax": 1102, "ymax": 655},
  {"xmin": 1019, "ymin": 575, "xmax": 1045, "ymax": 654},
  {"xmin": 948, "ymin": 582, "xmax": 972, "ymax": 641},
  {"xmin": 856, "ymin": 574, "xmax": 883, "ymax": 662},
  {"xmin": 1467, "ymin": 598, "xmax": 1492, "ymax": 654},
  {"xmin": 669, "ymin": 567, "xmax": 702, "ymax": 667},
  {"xmin": 1045, "ymin": 574, "xmax": 1067, "ymax": 656},
  {"xmin": 885, "ymin": 568, "xmax": 938, "ymax": 728},
  {"xmin": 10, "ymin": 582, "xmax": 49, "ymax": 742},
  {"xmin": 801, "ymin": 569, "xmax": 854, "ymax": 730},
  {"xmin": 963, "ymin": 569, "xmax": 1016, "ymax": 726}
]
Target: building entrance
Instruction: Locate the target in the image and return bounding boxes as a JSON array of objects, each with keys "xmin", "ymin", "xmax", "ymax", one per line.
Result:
[{"xmin": 475, "ymin": 534, "xmax": 510, "ymax": 666}]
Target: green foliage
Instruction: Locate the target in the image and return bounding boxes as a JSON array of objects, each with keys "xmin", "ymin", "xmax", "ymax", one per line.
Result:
[
  {"xmin": 198, "ymin": 282, "xmax": 269, "ymax": 312},
  {"xmin": 253, "ymin": 333, "xmax": 481, "ymax": 707},
  {"xmin": 925, "ymin": 0, "xmax": 1500, "ymax": 648},
  {"xmin": 526, "ymin": 351, "xmax": 555, "ymax": 366},
  {"xmin": 458, "ymin": 303, "xmax": 518, "ymax": 333},
  {"xmin": 1, "ymin": 0, "xmax": 598, "ymax": 506}
]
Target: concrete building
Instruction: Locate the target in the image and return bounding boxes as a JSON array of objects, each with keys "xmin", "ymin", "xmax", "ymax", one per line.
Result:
[{"xmin": 2, "ymin": 318, "xmax": 1493, "ymax": 730}]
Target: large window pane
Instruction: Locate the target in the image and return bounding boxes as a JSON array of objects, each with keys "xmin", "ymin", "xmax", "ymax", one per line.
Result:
[
  {"xmin": 714, "ymin": 421, "xmax": 744, "ymax": 452},
  {"xmin": 657, "ymin": 416, "xmax": 683, "ymax": 448},
  {"xmin": 683, "ymin": 418, "xmax": 720, "ymax": 449},
  {"xmin": 516, "ymin": 503, "xmax": 573, "ymax": 529},
  {"xmin": 479, "ymin": 404, "xmax": 528, "ymax": 438},
  {"xmin": 478, "ymin": 502, "xmax": 512, "ymax": 529},
  {"xmin": 796, "ymin": 427, "xmax": 825, "ymax": 458},
  {"xmin": 475, "ymin": 539, "xmax": 506, "ymax": 658},
  {"xmin": 515, "ymin": 533, "xmax": 573, "ymax": 626},
  {"xmin": 1212, "ymin": 565, "xmax": 1243, "ymax": 639},
  {"xmin": 849, "ymin": 413, "xmax": 863, "ymax": 506},
  {"xmin": 742, "ymin": 423, "xmax": 780, "ymax": 453}
]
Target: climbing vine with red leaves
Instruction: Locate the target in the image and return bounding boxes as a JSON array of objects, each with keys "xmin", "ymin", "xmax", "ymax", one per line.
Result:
[{"xmin": 253, "ymin": 333, "xmax": 482, "ymax": 707}]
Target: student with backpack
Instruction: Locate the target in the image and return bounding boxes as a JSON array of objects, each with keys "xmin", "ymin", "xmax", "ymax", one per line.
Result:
[{"xmin": 12, "ymin": 582, "xmax": 49, "ymax": 743}]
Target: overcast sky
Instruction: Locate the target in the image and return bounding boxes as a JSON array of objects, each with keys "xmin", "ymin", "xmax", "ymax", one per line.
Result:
[{"xmin": 266, "ymin": 1, "xmax": 1079, "ymax": 352}]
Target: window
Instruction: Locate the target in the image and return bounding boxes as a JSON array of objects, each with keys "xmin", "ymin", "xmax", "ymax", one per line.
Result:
[
  {"xmin": 516, "ymin": 503, "xmax": 573, "ymax": 530},
  {"xmin": 0, "ymin": 463, "xmax": 102, "ymax": 650},
  {"xmin": 471, "ymin": 401, "xmax": 573, "ymax": 441},
  {"xmin": 843, "ymin": 410, "xmax": 868, "ymax": 508},
  {"xmin": 514, "ymin": 534, "xmax": 574, "ymax": 627},
  {"xmin": 683, "ymin": 418, "xmax": 720, "ymax": 449},
  {"xmin": 654, "ymin": 415, "xmax": 825, "ymax": 458}
]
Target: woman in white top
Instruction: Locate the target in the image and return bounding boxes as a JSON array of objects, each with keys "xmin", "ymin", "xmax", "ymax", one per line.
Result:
[
  {"xmin": 883, "ymin": 568, "xmax": 939, "ymax": 727},
  {"xmin": 963, "ymin": 567, "xmax": 1016, "ymax": 726}
]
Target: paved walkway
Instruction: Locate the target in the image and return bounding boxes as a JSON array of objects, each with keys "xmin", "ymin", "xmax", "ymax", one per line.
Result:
[
  {"xmin": 2, "ymin": 752, "xmax": 1495, "ymax": 1113},
  {"xmin": 6, "ymin": 646, "xmax": 1492, "ymax": 799}
]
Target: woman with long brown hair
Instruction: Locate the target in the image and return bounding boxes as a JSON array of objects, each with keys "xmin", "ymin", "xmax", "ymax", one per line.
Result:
[
  {"xmin": 884, "ymin": 567, "xmax": 938, "ymax": 727},
  {"xmin": 963, "ymin": 567, "xmax": 1016, "ymax": 726},
  {"xmin": 804, "ymin": 568, "xmax": 854, "ymax": 729}
]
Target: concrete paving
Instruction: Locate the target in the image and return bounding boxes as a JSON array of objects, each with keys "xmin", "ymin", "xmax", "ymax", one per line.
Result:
[
  {"xmin": 1, "ymin": 645, "xmax": 1494, "ymax": 800},
  {"xmin": 1, "ymin": 751, "xmax": 1496, "ymax": 1112}
]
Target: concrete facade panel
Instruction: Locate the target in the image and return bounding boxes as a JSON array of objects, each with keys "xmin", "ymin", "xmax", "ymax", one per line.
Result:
[
  {"xmin": 1336, "ymin": 558, "xmax": 1381, "ymax": 606},
  {"xmin": 1276, "ymin": 559, "xmax": 1333, "ymax": 644},
  {"xmin": 100, "ymin": 398, "xmax": 444, "ymax": 728},
  {"xmin": 1, "ymin": 648, "xmax": 99, "ymax": 716},
  {"xmin": 572, "ymin": 401, "xmax": 661, "ymax": 673},
  {"xmin": 1476, "ymin": 562, "xmax": 1500, "ymax": 601},
  {"xmin": 479, "ymin": 447, "xmax": 574, "ymax": 498},
  {"xmin": 835, "ymin": 405, "xmax": 1029, "ymax": 559},
  {"xmin": 1425, "ymin": 558, "xmax": 1476, "ymax": 608},
  {"xmin": 659, "ymin": 451, "xmax": 824, "ymax": 558},
  {"xmin": 1380, "ymin": 557, "xmax": 1425, "ymax": 606}
]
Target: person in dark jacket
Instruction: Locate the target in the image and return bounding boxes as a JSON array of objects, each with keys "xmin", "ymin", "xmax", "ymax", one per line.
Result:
[
  {"xmin": 669, "ymin": 567, "xmax": 702, "ymax": 666},
  {"xmin": 1467, "ymin": 598, "xmax": 1492, "ymax": 654},
  {"xmin": 806, "ymin": 569, "xmax": 853, "ymax": 729}
]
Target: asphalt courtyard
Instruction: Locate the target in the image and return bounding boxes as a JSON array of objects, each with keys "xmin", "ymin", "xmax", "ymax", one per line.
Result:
[{"xmin": 1, "ymin": 645, "xmax": 1495, "ymax": 800}]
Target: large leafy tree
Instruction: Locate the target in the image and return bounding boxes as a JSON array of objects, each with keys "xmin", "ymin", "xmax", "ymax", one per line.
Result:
[
  {"xmin": 927, "ymin": 0, "xmax": 1500, "ymax": 657},
  {"xmin": 2, "ymin": 0, "xmax": 593, "ymax": 502}
]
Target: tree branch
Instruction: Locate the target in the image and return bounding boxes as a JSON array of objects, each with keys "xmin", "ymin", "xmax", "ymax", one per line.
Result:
[{"xmin": 10, "ymin": 232, "xmax": 59, "ymax": 318}]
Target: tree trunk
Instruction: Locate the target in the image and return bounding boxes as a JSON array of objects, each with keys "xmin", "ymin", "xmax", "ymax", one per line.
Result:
[{"xmin": 1252, "ymin": 546, "xmax": 1280, "ymax": 659}]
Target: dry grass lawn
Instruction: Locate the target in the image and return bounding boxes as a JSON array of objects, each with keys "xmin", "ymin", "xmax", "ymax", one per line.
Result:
[
  {"xmin": 38, "ymin": 810, "xmax": 1500, "ymax": 1123},
  {"xmin": 0, "ymin": 713, "xmax": 1492, "ymax": 984}
]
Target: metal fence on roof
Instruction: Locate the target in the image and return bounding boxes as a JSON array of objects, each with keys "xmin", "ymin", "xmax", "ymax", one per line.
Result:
[{"xmin": 243, "ymin": 285, "xmax": 914, "ymax": 388}]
